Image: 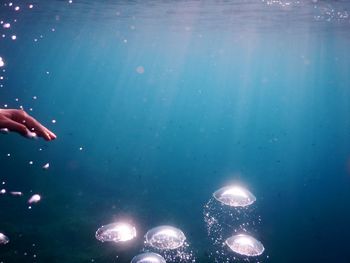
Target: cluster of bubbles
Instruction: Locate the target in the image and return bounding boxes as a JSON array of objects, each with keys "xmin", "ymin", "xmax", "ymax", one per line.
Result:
[
  {"xmin": 204, "ymin": 185, "xmax": 267, "ymax": 263},
  {"xmin": 93, "ymin": 184, "xmax": 266, "ymax": 262},
  {"xmin": 95, "ymin": 223, "xmax": 195, "ymax": 262},
  {"xmin": 261, "ymin": 0, "xmax": 350, "ymax": 22}
]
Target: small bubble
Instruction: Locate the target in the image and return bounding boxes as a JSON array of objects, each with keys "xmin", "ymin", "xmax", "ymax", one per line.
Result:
[
  {"xmin": 0, "ymin": 57, "xmax": 5, "ymax": 67},
  {"xmin": 51, "ymin": 119, "xmax": 56, "ymax": 124},
  {"xmin": 136, "ymin": 66, "xmax": 145, "ymax": 74},
  {"xmin": 29, "ymin": 4, "xmax": 33, "ymax": 9},
  {"xmin": 11, "ymin": 35, "xmax": 16, "ymax": 40},
  {"xmin": 42, "ymin": 163, "xmax": 49, "ymax": 170},
  {"xmin": 28, "ymin": 194, "xmax": 41, "ymax": 204},
  {"xmin": 0, "ymin": 233, "xmax": 9, "ymax": 245},
  {"xmin": 10, "ymin": 191, "xmax": 23, "ymax": 196},
  {"xmin": 0, "ymin": 189, "xmax": 6, "ymax": 194},
  {"xmin": 3, "ymin": 23, "xmax": 10, "ymax": 29},
  {"xmin": 14, "ymin": 6, "xmax": 20, "ymax": 11}
]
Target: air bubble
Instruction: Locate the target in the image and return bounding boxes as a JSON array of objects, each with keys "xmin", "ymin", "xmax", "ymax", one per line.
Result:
[
  {"xmin": 226, "ymin": 234, "xmax": 264, "ymax": 257},
  {"xmin": 0, "ymin": 233, "xmax": 9, "ymax": 245},
  {"xmin": 95, "ymin": 222, "xmax": 136, "ymax": 243},
  {"xmin": 145, "ymin": 225, "xmax": 186, "ymax": 250},
  {"xmin": 131, "ymin": 252, "xmax": 166, "ymax": 263},
  {"xmin": 213, "ymin": 185, "xmax": 256, "ymax": 207}
]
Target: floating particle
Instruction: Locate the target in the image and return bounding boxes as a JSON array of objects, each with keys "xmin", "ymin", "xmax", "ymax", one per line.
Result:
[
  {"xmin": 28, "ymin": 194, "xmax": 41, "ymax": 204},
  {"xmin": 3, "ymin": 23, "xmax": 10, "ymax": 29},
  {"xmin": 29, "ymin": 161, "xmax": 33, "ymax": 165},
  {"xmin": 0, "ymin": 128, "xmax": 9, "ymax": 134},
  {"xmin": 11, "ymin": 35, "xmax": 16, "ymax": 40},
  {"xmin": 0, "ymin": 57, "xmax": 4, "ymax": 67},
  {"xmin": 69, "ymin": 0, "xmax": 73, "ymax": 3},
  {"xmin": 10, "ymin": 191, "xmax": 23, "ymax": 196},
  {"xmin": 0, "ymin": 189, "xmax": 6, "ymax": 194},
  {"xmin": 51, "ymin": 28, "xmax": 55, "ymax": 32},
  {"xmin": 79, "ymin": 147, "xmax": 83, "ymax": 151},
  {"xmin": 33, "ymin": 96, "xmax": 37, "ymax": 100},
  {"xmin": 6, "ymin": 153, "xmax": 10, "ymax": 157},
  {"xmin": 136, "ymin": 66, "xmax": 145, "ymax": 74},
  {"xmin": 213, "ymin": 185, "xmax": 256, "ymax": 207},
  {"xmin": 42, "ymin": 163, "xmax": 49, "ymax": 170},
  {"xmin": 95, "ymin": 222, "xmax": 137, "ymax": 243},
  {"xmin": 14, "ymin": 6, "xmax": 20, "ymax": 11},
  {"xmin": 51, "ymin": 119, "xmax": 56, "ymax": 124},
  {"xmin": 29, "ymin": 4, "xmax": 33, "ymax": 9},
  {"xmin": 0, "ymin": 233, "xmax": 9, "ymax": 245},
  {"xmin": 225, "ymin": 234, "xmax": 264, "ymax": 257},
  {"xmin": 46, "ymin": 71, "xmax": 50, "ymax": 74},
  {"xmin": 131, "ymin": 252, "xmax": 166, "ymax": 263},
  {"xmin": 145, "ymin": 225, "xmax": 186, "ymax": 250}
]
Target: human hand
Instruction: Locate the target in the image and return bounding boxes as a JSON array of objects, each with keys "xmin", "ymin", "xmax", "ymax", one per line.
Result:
[{"xmin": 0, "ymin": 109, "xmax": 56, "ymax": 141}]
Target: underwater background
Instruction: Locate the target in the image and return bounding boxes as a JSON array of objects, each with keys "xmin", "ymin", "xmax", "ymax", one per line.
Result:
[{"xmin": 1, "ymin": 0, "xmax": 350, "ymax": 262}]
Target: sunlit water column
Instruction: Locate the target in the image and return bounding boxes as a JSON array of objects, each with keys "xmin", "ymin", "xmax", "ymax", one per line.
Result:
[{"xmin": 203, "ymin": 184, "xmax": 267, "ymax": 263}]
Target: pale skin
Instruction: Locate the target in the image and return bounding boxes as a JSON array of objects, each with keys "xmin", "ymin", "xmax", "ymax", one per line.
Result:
[{"xmin": 0, "ymin": 109, "xmax": 56, "ymax": 141}]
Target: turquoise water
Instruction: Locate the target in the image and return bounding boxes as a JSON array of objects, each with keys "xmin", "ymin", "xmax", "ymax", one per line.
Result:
[{"xmin": 1, "ymin": 0, "xmax": 350, "ymax": 262}]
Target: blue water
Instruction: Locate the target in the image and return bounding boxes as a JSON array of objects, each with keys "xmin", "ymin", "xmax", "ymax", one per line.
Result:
[{"xmin": 1, "ymin": 0, "xmax": 350, "ymax": 262}]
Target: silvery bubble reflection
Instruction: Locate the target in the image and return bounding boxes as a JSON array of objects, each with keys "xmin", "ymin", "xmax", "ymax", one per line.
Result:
[
  {"xmin": 225, "ymin": 234, "xmax": 264, "ymax": 257},
  {"xmin": 144, "ymin": 226, "xmax": 196, "ymax": 263},
  {"xmin": 204, "ymin": 185, "xmax": 266, "ymax": 262},
  {"xmin": 145, "ymin": 226, "xmax": 186, "ymax": 250},
  {"xmin": 95, "ymin": 222, "xmax": 136, "ymax": 243},
  {"xmin": 131, "ymin": 252, "xmax": 166, "ymax": 263},
  {"xmin": 213, "ymin": 185, "xmax": 256, "ymax": 208}
]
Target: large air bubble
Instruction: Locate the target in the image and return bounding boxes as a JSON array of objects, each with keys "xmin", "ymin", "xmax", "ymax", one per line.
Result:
[
  {"xmin": 131, "ymin": 252, "xmax": 166, "ymax": 263},
  {"xmin": 226, "ymin": 234, "xmax": 264, "ymax": 257},
  {"xmin": 213, "ymin": 185, "xmax": 256, "ymax": 207},
  {"xmin": 95, "ymin": 222, "xmax": 136, "ymax": 243},
  {"xmin": 145, "ymin": 226, "xmax": 186, "ymax": 250}
]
